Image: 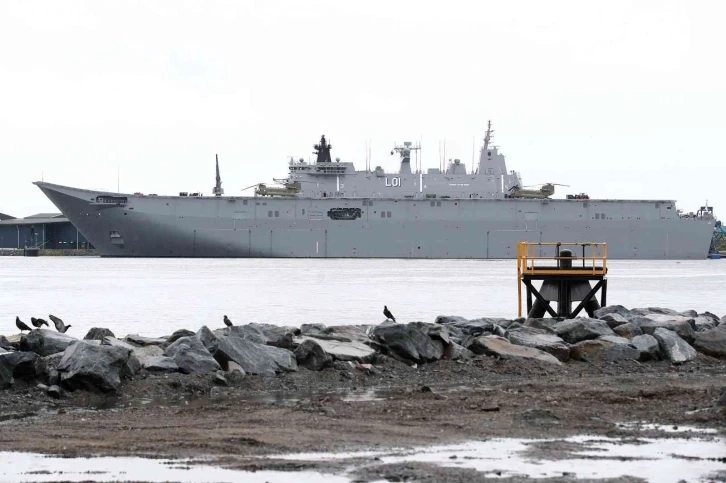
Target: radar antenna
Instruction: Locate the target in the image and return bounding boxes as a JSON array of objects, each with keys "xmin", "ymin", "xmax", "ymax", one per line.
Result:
[
  {"xmin": 213, "ymin": 154, "xmax": 224, "ymax": 196},
  {"xmin": 478, "ymin": 120, "xmax": 494, "ymax": 174}
]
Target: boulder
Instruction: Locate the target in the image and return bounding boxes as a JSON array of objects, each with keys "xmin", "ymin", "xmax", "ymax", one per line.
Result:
[
  {"xmin": 196, "ymin": 326, "xmax": 220, "ymax": 353},
  {"xmin": 554, "ymin": 318, "xmax": 615, "ymax": 344},
  {"xmin": 166, "ymin": 329, "xmax": 195, "ymax": 345},
  {"xmin": 20, "ymin": 330, "xmax": 77, "ymax": 357},
  {"xmin": 35, "ymin": 352, "xmax": 64, "ymax": 385},
  {"xmin": 221, "ymin": 323, "xmax": 297, "ymax": 349},
  {"xmin": 692, "ymin": 325, "xmax": 726, "ymax": 359},
  {"xmin": 435, "ymin": 316, "xmax": 512, "ymax": 336},
  {"xmin": 132, "ymin": 345, "xmax": 164, "ymax": 366},
  {"xmin": 570, "ymin": 339, "xmax": 639, "ymax": 362},
  {"xmin": 443, "ymin": 342, "xmax": 475, "ymax": 361},
  {"xmin": 506, "ymin": 327, "xmax": 570, "ymax": 362},
  {"xmin": 408, "ymin": 322, "xmax": 453, "ymax": 345},
  {"xmin": 292, "ymin": 336, "xmax": 376, "ymax": 363},
  {"xmin": 631, "ymin": 334, "xmax": 661, "ymax": 362},
  {"xmin": 213, "ymin": 336, "xmax": 297, "ymax": 376},
  {"xmin": 469, "ymin": 336, "xmax": 561, "ymax": 365},
  {"xmin": 633, "ymin": 315, "xmax": 696, "ymax": 343},
  {"xmin": 371, "ymin": 324, "xmax": 443, "ymax": 364},
  {"xmin": 613, "ymin": 323, "xmax": 643, "ymax": 339},
  {"xmin": 101, "ymin": 337, "xmax": 137, "ymax": 351},
  {"xmin": 599, "ymin": 335, "xmax": 632, "ymax": 345},
  {"xmin": 83, "ymin": 328, "xmax": 115, "ymax": 341},
  {"xmin": 0, "ymin": 351, "xmax": 39, "ymax": 388},
  {"xmin": 47, "ymin": 385, "xmax": 61, "ymax": 399},
  {"xmin": 692, "ymin": 313, "xmax": 720, "ymax": 332},
  {"xmin": 653, "ymin": 328, "xmax": 697, "ymax": 364},
  {"xmin": 57, "ymin": 341, "xmax": 135, "ymax": 392},
  {"xmin": 631, "ymin": 307, "xmax": 680, "ymax": 316},
  {"xmin": 142, "ymin": 356, "xmax": 179, "ymax": 372},
  {"xmin": 720, "ymin": 315, "xmax": 726, "ymax": 327},
  {"xmin": 124, "ymin": 334, "xmax": 168, "ymax": 346},
  {"xmin": 593, "ymin": 305, "xmax": 631, "ymax": 319},
  {"xmin": 522, "ymin": 318, "xmax": 558, "ymax": 333},
  {"xmin": 0, "ymin": 336, "xmax": 15, "ymax": 351},
  {"xmin": 598, "ymin": 313, "xmax": 629, "ymax": 329},
  {"xmin": 680, "ymin": 310, "xmax": 698, "ymax": 318},
  {"xmin": 163, "ymin": 336, "xmax": 221, "ymax": 374},
  {"xmin": 294, "ymin": 339, "xmax": 333, "ymax": 371}
]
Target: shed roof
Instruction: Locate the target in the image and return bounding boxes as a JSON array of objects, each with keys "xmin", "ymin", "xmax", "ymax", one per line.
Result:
[
  {"xmin": 0, "ymin": 216, "xmax": 71, "ymax": 226},
  {"xmin": 0, "ymin": 213, "xmax": 15, "ymax": 221}
]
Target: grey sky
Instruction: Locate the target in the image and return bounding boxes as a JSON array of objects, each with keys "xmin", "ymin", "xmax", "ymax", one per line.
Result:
[{"xmin": 1, "ymin": 1, "xmax": 723, "ymax": 218}]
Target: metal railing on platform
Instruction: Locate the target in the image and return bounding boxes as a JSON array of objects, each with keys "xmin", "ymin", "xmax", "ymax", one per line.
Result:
[{"xmin": 517, "ymin": 242, "xmax": 608, "ymax": 318}]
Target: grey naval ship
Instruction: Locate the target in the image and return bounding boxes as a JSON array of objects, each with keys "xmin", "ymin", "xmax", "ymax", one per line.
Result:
[{"xmin": 35, "ymin": 123, "xmax": 715, "ymax": 259}]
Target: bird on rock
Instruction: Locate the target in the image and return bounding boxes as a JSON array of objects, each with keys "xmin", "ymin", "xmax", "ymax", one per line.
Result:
[
  {"xmin": 49, "ymin": 314, "xmax": 71, "ymax": 333},
  {"xmin": 31, "ymin": 317, "xmax": 49, "ymax": 329},
  {"xmin": 16, "ymin": 316, "xmax": 32, "ymax": 332},
  {"xmin": 223, "ymin": 315, "xmax": 233, "ymax": 327},
  {"xmin": 383, "ymin": 305, "xmax": 396, "ymax": 322}
]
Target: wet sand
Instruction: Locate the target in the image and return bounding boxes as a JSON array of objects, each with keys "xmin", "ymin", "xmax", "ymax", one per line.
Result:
[{"xmin": 1, "ymin": 355, "xmax": 725, "ymax": 481}]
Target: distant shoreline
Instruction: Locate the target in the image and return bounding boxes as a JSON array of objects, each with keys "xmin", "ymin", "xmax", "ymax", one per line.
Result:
[{"xmin": 0, "ymin": 248, "xmax": 98, "ymax": 257}]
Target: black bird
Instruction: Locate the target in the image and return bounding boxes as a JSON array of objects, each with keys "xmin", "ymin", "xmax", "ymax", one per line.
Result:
[
  {"xmin": 31, "ymin": 317, "xmax": 49, "ymax": 329},
  {"xmin": 16, "ymin": 316, "xmax": 32, "ymax": 332},
  {"xmin": 383, "ymin": 305, "xmax": 396, "ymax": 322},
  {"xmin": 223, "ymin": 315, "xmax": 233, "ymax": 327},
  {"xmin": 49, "ymin": 314, "xmax": 71, "ymax": 333}
]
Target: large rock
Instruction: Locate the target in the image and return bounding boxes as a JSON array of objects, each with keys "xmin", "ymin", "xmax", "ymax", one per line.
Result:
[
  {"xmin": 653, "ymin": 328, "xmax": 697, "ymax": 364},
  {"xmin": 633, "ymin": 315, "xmax": 696, "ymax": 343},
  {"xmin": 213, "ymin": 336, "xmax": 297, "ymax": 376},
  {"xmin": 57, "ymin": 341, "xmax": 135, "ymax": 392},
  {"xmin": 523, "ymin": 318, "xmax": 559, "ymax": 333},
  {"xmin": 132, "ymin": 345, "xmax": 164, "ymax": 366},
  {"xmin": 554, "ymin": 318, "xmax": 615, "ymax": 344},
  {"xmin": 506, "ymin": 327, "xmax": 570, "ymax": 362},
  {"xmin": 163, "ymin": 336, "xmax": 221, "ymax": 374},
  {"xmin": 20, "ymin": 330, "xmax": 78, "ymax": 357},
  {"xmin": 435, "ymin": 316, "xmax": 512, "ymax": 336},
  {"xmin": 37, "ymin": 353, "xmax": 64, "ymax": 385},
  {"xmin": 593, "ymin": 305, "xmax": 631, "ymax": 319},
  {"xmin": 371, "ymin": 324, "xmax": 443, "ymax": 364},
  {"xmin": 720, "ymin": 315, "xmax": 726, "ymax": 327},
  {"xmin": 570, "ymin": 340, "xmax": 639, "ymax": 362},
  {"xmin": 294, "ymin": 339, "xmax": 332, "ymax": 371},
  {"xmin": 631, "ymin": 307, "xmax": 680, "ymax": 316},
  {"xmin": 692, "ymin": 313, "xmax": 720, "ymax": 332},
  {"xmin": 166, "ymin": 329, "xmax": 195, "ymax": 345},
  {"xmin": 693, "ymin": 325, "xmax": 726, "ymax": 359},
  {"xmin": 613, "ymin": 323, "xmax": 643, "ymax": 339},
  {"xmin": 222, "ymin": 323, "xmax": 297, "ymax": 349},
  {"xmin": 0, "ymin": 336, "xmax": 13, "ymax": 351},
  {"xmin": 101, "ymin": 337, "xmax": 137, "ymax": 351},
  {"xmin": 469, "ymin": 336, "xmax": 561, "ymax": 365},
  {"xmin": 142, "ymin": 356, "xmax": 179, "ymax": 372},
  {"xmin": 599, "ymin": 313, "xmax": 629, "ymax": 329},
  {"xmin": 0, "ymin": 351, "xmax": 39, "ymax": 388},
  {"xmin": 196, "ymin": 326, "xmax": 220, "ymax": 353},
  {"xmin": 408, "ymin": 322, "xmax": 453, "ymax": 345},
  {"xmin": 443, "ymin": 342, "xmax": 475, "ymax": 361},
  {"xmin": 292, "ymin": 336, "xmax": 376, "ymax": 363},
  {"xmin": 124, "ymin": 334, "xmax": 168, "ymax": 346},
  {"xmin": 84, "ymin": 328, "xmax": 115, "ymax": 341},
  {"xmin": 631, "ymin": 334, "xmax": 661, "ymax": 362}
]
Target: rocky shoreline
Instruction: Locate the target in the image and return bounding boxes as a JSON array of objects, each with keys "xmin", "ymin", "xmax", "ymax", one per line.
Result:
[
  {"xmin": 2, "ymin": 305, "xmax": 726, "ymax": 398},
  {"xmin": 1, "ymin": 306, "xmax": 726, "ymax": 481}
]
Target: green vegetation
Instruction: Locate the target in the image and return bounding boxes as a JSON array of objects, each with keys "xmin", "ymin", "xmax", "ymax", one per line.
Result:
[{"xmin": 718, "ymin": 239, "xmax": 726, "ymax": 252}]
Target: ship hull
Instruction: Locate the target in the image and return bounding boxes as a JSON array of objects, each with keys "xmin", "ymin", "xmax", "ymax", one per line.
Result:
[{"xmin": 36, "ymin": 182, "xmax": 714, "ymax": 260}]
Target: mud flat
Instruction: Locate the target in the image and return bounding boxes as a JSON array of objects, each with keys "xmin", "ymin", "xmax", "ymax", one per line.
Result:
[{"xmin": 1, "ymin": 306, "xmax": 725, "ymax": 482}]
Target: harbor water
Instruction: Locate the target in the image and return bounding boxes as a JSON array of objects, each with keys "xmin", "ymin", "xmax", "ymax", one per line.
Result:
[{"xmin": 1, "ymin": 258, "xmax": 724, "ymax": 337}]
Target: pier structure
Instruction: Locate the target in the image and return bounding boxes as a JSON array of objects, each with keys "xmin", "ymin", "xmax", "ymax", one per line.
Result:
[{"xmin": 517, "ymin": 242, "xmax": 608, "ymax": 319}]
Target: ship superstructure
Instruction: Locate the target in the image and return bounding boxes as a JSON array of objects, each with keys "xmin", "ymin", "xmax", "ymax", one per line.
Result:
[{"xmin": 35, "ymin": 123, "xmax": 716, "ymax": 259}]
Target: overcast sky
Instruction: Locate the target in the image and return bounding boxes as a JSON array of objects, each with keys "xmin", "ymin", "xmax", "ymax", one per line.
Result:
[{"xmin": 1, "ymin": 0, "xmax": 724, "ymax": 217}]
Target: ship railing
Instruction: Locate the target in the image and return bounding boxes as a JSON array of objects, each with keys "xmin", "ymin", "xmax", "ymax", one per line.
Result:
[{"xmin": 517, "ymin": 242, "xmax": 608, "ymax": 277}]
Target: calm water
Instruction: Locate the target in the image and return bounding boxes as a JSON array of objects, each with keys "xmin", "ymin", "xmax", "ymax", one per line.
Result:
[{"xmin": 0, "ymin": 258, "xmax": 724, "ymax": 338}]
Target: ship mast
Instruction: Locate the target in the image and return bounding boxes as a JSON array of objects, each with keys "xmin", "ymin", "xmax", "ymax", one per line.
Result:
[
  {"xmin": 478, "ymin": 120, "xmax": 493, "ymax": 174},
  {"xmin": 213, "ymin": 154, "xmax": 224, "ymax": 196}
]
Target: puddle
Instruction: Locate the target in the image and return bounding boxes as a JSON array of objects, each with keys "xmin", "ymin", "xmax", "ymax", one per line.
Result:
[
  {"xmin": 615, "ymin": 421, "xmax": 719, "ymax": 434},
  {"xmin": 0, "ymin": 452, "xmax": 346, "ymax": 483},
  {"xmin": 274, "ymin": 433, "xmax": 726, "ymax": 482}
]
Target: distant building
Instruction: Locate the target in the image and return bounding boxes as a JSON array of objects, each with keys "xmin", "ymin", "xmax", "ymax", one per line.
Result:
[{"xmin": 0, "ymin": 213, "xmax": 93, "ymax": 249}]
